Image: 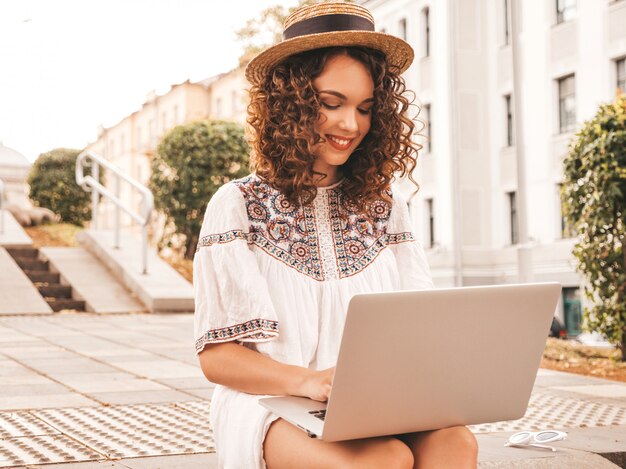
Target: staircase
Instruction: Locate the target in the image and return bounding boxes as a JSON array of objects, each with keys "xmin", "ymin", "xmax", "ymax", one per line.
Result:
[{"xmin": 6, "ymin": 247, "xmax": 86, "ymax": 312}]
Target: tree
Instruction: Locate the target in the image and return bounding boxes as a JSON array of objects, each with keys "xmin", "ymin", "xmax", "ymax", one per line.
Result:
[
  {"xmin": 149, "ymin": 120, "xmax": 250, "ymax": 259},
  {"xmin": 236, "ymin": 0, "xmax": 354, "ymax": 67},
  {"xmin": 561, "ymin": 93, "xmax": 626, "ymax": 360},
  {"xmin": 28, "ymin": 148, "xmax": 93, "ymax": 226}
]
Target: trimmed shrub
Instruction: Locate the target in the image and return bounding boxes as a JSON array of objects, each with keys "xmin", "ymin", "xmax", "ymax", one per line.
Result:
[
  {"xmin": 28, "ymin": 148, "xmax": 92, "ymax": 226},
  {"xmin": 149, "ymin": 120, "xmax": 250, "ymax": 259}
]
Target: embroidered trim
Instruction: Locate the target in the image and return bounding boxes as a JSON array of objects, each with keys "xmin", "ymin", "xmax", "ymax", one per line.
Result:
[
  {"xmin": 196, "ymin": 230, "xmax": 247, "ymax": 251},
  {"xmin": 195, "ymin": 318, "xmax": 279, "ymax": 352}
]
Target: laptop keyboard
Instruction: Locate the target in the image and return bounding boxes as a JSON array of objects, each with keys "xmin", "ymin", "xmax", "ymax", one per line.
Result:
[{"xmin": 309, "ymin": 410, "xmax": 326, "ymax": 421}]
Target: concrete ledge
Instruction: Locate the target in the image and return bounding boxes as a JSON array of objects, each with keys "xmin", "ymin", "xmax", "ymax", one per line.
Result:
[
  {"xmin": 40, "ymin": 247, "xmax": 147, "ymax": 314},
  {"xmin": 0, "ymin": 211, "xmax": 32, "ymax": 247},
  {"xmin": 77, "ymin": 230, "xmax": 193, "ymax": 313},
  {"xmin": 0, "ymin": 248, "xmax": 53, "ymax": 314}
]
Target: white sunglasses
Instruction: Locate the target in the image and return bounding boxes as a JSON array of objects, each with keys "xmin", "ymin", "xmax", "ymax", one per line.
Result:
[{"xmin": 504, "ymin": 430, "xmax": 568, "ymax": 451}]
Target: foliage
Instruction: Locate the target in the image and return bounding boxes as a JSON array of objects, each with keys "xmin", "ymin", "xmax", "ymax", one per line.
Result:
[
  {"xmin": 561, "ymin": 94, "xmax": 626, "ymax": 360},
  {"xmin": 28, "ymin": 148, "xmax": 94, "ymax": 226},
  {"xmin": 149, "ymin": 120, "xmax": 250, "ymax": 259},
  {"xmin": 235, "ymin": 0, "xmax": 354, "ymax": 67}
]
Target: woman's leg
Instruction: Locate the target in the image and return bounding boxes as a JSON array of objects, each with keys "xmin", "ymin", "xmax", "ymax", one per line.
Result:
[
  {"xmin": 395, "ymin": 426, "xmax": 478, "ymax": 469},
  {"xmin": 264, "ymin": 418, "xmax": 415, "ymax": 469}
]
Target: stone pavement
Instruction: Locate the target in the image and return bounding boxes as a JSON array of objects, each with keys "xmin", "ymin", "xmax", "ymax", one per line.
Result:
[{"xmin": 0, "ymin": 313, "xmax": 625, "ymax": 468}]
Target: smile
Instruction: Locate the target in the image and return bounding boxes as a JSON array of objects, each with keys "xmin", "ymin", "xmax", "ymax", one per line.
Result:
[{"xmin": 326, "ymin": 135, "xmax": 355, "ymax": 151}]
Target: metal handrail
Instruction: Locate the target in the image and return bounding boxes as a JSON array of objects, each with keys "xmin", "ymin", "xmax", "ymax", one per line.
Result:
[
  {"xmin": 0, "ymin": 177, "xmax": 5, "ymax": 234},
  {"xmin": 75, "ymin": 150, "xmax": 154, "ymax": 274}
]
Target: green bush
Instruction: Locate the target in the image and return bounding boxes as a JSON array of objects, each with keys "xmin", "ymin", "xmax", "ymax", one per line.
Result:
[
  {"xmin": 28, "ymin": 148, "xmax": 93, "ymax": 227},
  {"xmin": 562, "ymin": 94, "xmax": 626, "ymax": 360},
  {"xmin": 149, "ymin": 120, "xmax": 250, "ymax": 259}
]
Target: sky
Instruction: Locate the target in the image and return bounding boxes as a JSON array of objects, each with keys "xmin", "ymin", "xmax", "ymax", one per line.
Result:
[{"xmin": 0, "ymin": 0, "xmax": 297, "ymax": 162}]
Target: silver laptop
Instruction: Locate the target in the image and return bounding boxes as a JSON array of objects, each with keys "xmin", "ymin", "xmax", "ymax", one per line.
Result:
[{"xmin": 259, "ymin": 282, "xmax": 561, "ymax": 442}]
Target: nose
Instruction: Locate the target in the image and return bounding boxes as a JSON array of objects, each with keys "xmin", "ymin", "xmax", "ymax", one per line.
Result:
[{"xmin": 338, "ymin": 108, "xmax": 358, "ymax": 132}]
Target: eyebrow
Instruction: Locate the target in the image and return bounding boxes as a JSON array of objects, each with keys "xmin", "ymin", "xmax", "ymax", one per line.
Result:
[{"xmin": 319, "ymin": 90, "xmax": 374, "ymax": 104}]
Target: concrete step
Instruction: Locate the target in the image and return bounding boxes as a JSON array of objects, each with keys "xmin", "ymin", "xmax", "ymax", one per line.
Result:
[
  {"xmin": 0, "ymin": 211, "xmax": 32, "ymax": 247},
  {"xmin": 25, "ymin": 270, "xmax": 60, "ymax": 284},
  {"xmin": 77, "ymin": 230, "xmax": 193, "ymax": 313},
  {"xmin": 6, "ymin": 247, "xmax": 38, "ymax": 258},
  {"xmin": 40, "ymin": 247, "xmax": 147, "ymax": 314},
  {"xmin": 15, "ymin": 258, "xmax": 49, "ymax": 271},
  {"xmin": 47, "ymin": 298, "xmax": 86, "ymax": 312},
  {"xmin": 38, "ymin": 284, "xmax": 72, "ymax": 299},
  {"xmin": 0, "ymin": 248, "xmax": 53, "ymax": 314}
]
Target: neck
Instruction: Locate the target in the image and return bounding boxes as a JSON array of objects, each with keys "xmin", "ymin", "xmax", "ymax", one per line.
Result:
[{"xmin": 313, "ymin": 163, "xmax": 340, "ymax": 187}]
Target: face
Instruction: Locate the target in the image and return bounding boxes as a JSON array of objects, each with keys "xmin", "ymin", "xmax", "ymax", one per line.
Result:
[{"xmin": 312, "ymin": 54, "xmax": 374, "ymax": 184}]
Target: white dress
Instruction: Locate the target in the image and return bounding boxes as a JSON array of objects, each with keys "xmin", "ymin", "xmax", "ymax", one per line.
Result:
[{"xmin": 193, "ymin": 174, "xmax": 433, "ymax": 469}]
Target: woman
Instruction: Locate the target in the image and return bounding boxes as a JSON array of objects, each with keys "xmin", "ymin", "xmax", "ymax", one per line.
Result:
[{"xmin": 194, "ymin": 3, "xmax": 478, "ymax": 468}]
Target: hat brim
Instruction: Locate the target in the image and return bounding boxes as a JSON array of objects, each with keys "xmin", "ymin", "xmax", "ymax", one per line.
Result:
[{"xmin": 245, "ymin": 30, "xmax": 414, "ymax": 85}]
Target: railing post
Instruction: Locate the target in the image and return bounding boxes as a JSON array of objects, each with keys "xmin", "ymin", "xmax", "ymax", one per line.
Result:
[
  {"xmin": 114, "ymin": 174, "xmax": 120, "ymax": 249},
  {"xmin": 91, "ymin": 163, "xmax": 99, "ymax": 230},
  {"xmin": 0, "ymin": 178, "xmax": 5, "ymax": 235}
]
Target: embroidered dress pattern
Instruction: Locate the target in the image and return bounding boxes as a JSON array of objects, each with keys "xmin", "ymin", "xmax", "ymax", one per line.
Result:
[
  {"xmin": 196, "ymin": 175, "xmax": 415, "ymax": 282},
  {"xmin": 195, "ymin": 318, "xmax": 279, "ymax": 351}
]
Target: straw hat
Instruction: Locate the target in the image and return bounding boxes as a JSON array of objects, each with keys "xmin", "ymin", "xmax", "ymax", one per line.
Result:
[{"xmin": 245, "ymin": 2, "xmax": 414, "ymax": 84}]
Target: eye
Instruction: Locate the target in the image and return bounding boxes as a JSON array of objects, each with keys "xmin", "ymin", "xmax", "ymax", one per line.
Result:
[
  {"xmin": 357, "ymin": 107, "xmax": 373, "ymax": 115},
  {"xmin": 321, "ymin": 102, "xmax": 340, "ymax": 110}
]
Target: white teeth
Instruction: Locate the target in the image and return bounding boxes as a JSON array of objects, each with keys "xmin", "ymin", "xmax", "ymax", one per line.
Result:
[{"xmin": 327, "ymin": 135, "xmax": 351, "ymax": 146}]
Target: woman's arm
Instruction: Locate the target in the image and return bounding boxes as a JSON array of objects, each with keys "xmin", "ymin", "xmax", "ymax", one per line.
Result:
[{"xmin": 199, "ymin": 342, "xmax": 334, "ymax": 402}]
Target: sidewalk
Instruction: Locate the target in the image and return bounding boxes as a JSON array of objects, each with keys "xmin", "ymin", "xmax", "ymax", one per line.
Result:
[{"xmin": 0, "ymin": 312, "xmax": 625, "ymax": 468}]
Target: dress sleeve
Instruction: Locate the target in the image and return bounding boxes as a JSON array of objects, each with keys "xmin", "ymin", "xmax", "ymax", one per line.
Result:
[
  {"xmin": 193, "ymin": 183, "xmax": 279, "ymax": 354},
  {"xmin": 387, "ymin": 187, "xmax": 435, "ymax": 290}
]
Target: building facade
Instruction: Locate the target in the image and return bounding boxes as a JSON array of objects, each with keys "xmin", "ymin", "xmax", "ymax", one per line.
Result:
[
  {"xmin": 363, "ymin": 0, "xmax": 626, "ymax": 333},
  {"xmin": 86, "ymin": 69, "xmax": 248, "ymax": 229}
]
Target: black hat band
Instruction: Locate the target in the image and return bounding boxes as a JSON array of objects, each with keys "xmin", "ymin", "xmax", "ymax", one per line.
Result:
[{"xmin": 283, "ymin": 13, "xmax": 375, "ymax": 40}]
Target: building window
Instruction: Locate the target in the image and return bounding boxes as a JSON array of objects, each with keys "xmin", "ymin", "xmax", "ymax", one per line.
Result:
[
  {"xmin": 162, "ymin": 111, "xmax": 167, "ymax": 130},
  {"xmin": 426, "ymin": 198, "xmax": 435, "ymax": 248},
  {"xmin": 120, "ymin": 134, "xmax": 125, "ymax": 152},
  {"xmin": 617, "ymin": 57, "xmax": 626, "ymax": 93},
  {"xmin": 173, "ymin": 105, "xmax": 179, "ymax": 124},
  {"xmin": 148, "ymin": 119, "xmax": 155, "ymax": 142},
  {"xmin": 503, "ymin": 0, "xmax": 511, "ymax": 45},
  {"xmin": 423, "ymin": 104, "xmax": 432, "ymax": 153},
  {"xmin": 422, "ymin": 7, "xmax": 430, "ymax": 57},
  {"xmin": 558, "ymin": 75, "xmax": 576, "ymax": 133},
  {"xmin": 508, "ymin": 191, "xmax": 519, "ymax": 245},
  {"xmin": 556, "ymin": 0, "xmax": 576, "ymax": 24},
  {"xmin": 137, "ymin": 127, "xmax": 142, "ymax": 146},
  {"xmin": 398, "ymin": 18, "xmax": 407, "ymax": 41},
  {"xmin": 505, "ymin": 94, "xmax": 514, "ymax": 146},
  {"xmin": 216, "ymin": 98, "xmax": 223, "ymax": 118}
]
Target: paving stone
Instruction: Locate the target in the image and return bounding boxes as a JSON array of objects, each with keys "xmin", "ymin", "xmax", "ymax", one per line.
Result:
[
  {"xmin": 155, "ymin": 377, "xmax": 213, "ymax": 389},
  {"xmin": 0, "ymin": 393, "xmax": 98, "ymax": 411},
  {"xmin": 0, "ymin": 383, "xmax": 71, "ymax": 398},
  {"xmin": 552, "ymin": 384, "xmax": 626, "ymax": 398},
  {"xmin": 68, "ymin": 379, "xmax": 170, "ymax": 394},
  {"xmin": 181, "ymin": 389, "xmax": 214, "ymax": 400},
  {"xmin": 105, "ymin": 360, "xmax": 202, "ymax": 379},
  {"xmin": 115, "ymin": 453, "xmax": 217, "ymax": 468},
  {"xmin": 87, "ymin": 390, "xmax": 198, "ymax": 406},
  {"xmin": 0, "ymin": 373, "xmax": 57, "ymax": 386},
  {"xmin": 21, "ymin": 358, "xmax": 120, "ymax": 374}
]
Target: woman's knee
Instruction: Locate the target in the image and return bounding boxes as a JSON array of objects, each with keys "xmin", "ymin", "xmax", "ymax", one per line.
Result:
[
  {"xmin": 437, "ymin": 426, "xmax": 478, "ymax": 457},
  {"xmin": 345, "ymin": 437, "xmax": 414, "ymax": 469}
]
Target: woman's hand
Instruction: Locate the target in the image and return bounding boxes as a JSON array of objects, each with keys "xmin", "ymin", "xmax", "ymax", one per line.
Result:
[{"xmin": 297, "ymin": 367, "xmax": 335, "ymax": 402}]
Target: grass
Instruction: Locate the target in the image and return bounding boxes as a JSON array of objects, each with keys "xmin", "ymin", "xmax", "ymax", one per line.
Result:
[
  {"xmin": 541, "ymin": 337, "xmax": 626, "ymax": 382},
  {"xmin": 24, "ymin": 223, "xmax": 83, "ymax": 247}
]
